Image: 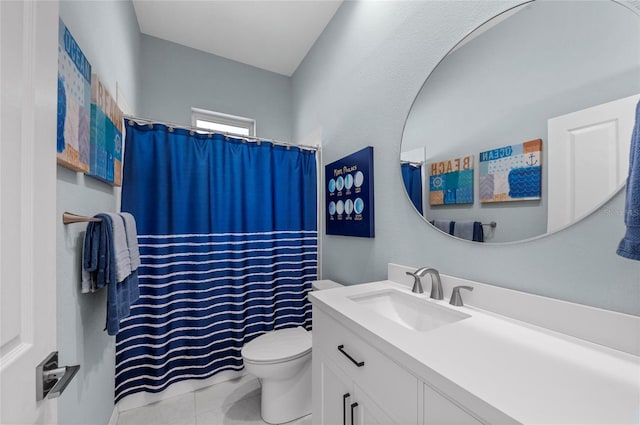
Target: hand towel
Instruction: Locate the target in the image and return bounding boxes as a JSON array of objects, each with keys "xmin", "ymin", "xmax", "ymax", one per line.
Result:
[
  {"xmin": 120, "ymin": 212, "xmax": 140, "ymax": 271},
  {"xmin": 81, "ymin": 237, "xmax": 97, "ymax": 293},
  {"xmin": 120, "ymin": 212, "xmax": 140, "ymax": 306},
  {"xmin": 453, "ymin": 221, "xmax": 475, "ymax": 241},
  {"xmin": 84, "ymin": 214, "xmax": 136, "ymax": 335},
  {"xmin": 433, "ymin": 220, "xmax": 454, "ymax": 235},
  {"xmin": 472, "ymin": 222, "xmax": 484, "ymax": 243},
  {"xmin": 106, "ymin": 213, "xmax": 132, "ymax": 283},
  {"xmin": 617, "ymin": 99, "xmax": 640, "ymax": 260}
]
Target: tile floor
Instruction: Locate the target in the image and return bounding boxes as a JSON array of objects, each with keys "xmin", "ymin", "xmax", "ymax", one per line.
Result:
[{"xmin": 116, "ymin": 375, "xmax": 312, "ymax": 425}]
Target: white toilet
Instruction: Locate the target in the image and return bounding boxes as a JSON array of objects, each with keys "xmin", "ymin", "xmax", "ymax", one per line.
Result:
[{"xmin": 241, "ymin": 280, "xmax": 342, "ymax": 424}]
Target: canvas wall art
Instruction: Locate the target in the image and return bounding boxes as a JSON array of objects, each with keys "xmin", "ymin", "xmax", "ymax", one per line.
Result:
[
  {"xmin": 479, "ymin": 139, "xmax": 542, "ymax": 203},
  {"xmin": 56, "ymin": 18, "xmax": 91, "ymax": 172},
  {"xmin": 88, "ymin": 75, "xmax": 123, "ymax": 186},
  {"xmin": 428, "ymin": 155, "xmax": 474, "ymax": 205},
  {"xmin": 326, "ymin": 147, "xmax": 375, "ymax": 237}
]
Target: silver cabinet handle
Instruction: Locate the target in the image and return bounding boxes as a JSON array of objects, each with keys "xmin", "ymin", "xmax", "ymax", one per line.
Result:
[{"xmin": 337, "ymin": 345, "xmax": 365, "ymax": 367}]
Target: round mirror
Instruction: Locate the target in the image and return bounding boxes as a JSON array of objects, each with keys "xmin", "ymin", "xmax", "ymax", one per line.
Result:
[{"xmin": 400, "ymin": 0, "xmax": 640, "ymax": 243}]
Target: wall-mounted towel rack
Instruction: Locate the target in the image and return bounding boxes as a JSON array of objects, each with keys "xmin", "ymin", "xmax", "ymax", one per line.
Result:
[
  {"xmin": 482, "ymin": 221, "xmax": 497, "ymax": 228},
  {"xmin": 62, "ymin": 212, "xmax": 101, "ymax": 225}
]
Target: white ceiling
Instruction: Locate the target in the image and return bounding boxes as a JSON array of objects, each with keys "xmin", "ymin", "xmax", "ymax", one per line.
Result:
[{"xmin": 132, "ymin": 0, "xmax": 343, "ymax": 77}]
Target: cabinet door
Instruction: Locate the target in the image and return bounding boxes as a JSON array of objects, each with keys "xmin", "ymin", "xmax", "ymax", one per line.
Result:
[
  {"xmin": 352, "ymin": 384, "xmax": 396, "ymax": 425},
  {"xmin": 314, "ymin": 355, "xmax": 353, "ymax": 425},
  {"xmin": 423, "ymin": 384, "xmax": 483, "ymax": 425}
]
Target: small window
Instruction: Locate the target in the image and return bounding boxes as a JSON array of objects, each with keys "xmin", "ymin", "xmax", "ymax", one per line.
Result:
[{"xmin": 191, "ymin": 107, "xmax": 256, "ymax": 137}]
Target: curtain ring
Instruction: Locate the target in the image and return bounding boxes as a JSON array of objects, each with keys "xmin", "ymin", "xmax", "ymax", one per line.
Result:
[
  {"xmin": 286, "ymin": 145, "xmax": 291, "ymax": 150},
  {"xmin": 128, "ymin": 120, "xmax": 134, "ymax": 126},
  {"xmin": 208, "ymin": 133, "xmax": 212, "ymax": 138},
  {"xmin": 147, "ymin": 123, "xmax": 153, "ymax": 129},
  {"xmin": 189, "ymin": 131, "xmax": 195, "ymax": 136},
  {"xmin": 168, "ymin": 127, "xmax": 174, "ymax": 132},
  {"xmin": 257, "ymin": 140, "xmax": 261, "ymax": 146}
]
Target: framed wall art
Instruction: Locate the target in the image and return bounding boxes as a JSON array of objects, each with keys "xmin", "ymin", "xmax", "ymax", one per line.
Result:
[
  {"xmin": 479, "ymin": 139, "xmax": 542, "ymax": 203},
  {"xmin": 428, "ymin": 155, "xmax": 474, "ymax": 205},
  {"xmin": 56, "ymin": 18, "xmax": 91, "ymax": 172},
  {"xmin": 325, "ymin": 146, "xmax": 375, "ymax": 238}
]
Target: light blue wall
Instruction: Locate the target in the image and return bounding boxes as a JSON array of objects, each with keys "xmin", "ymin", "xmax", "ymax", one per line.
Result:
[
  {"xmin": 138, "ymin": 35, "xmax": 293, "ymax": 142},
  {"xmin": 292, "ymin": 1, "xmax": 640, "ymax": 316},
  {"xmin": 57, "ymin": 1, "xmax": 140, "ymax": 424},
  {"xmin": 403, "ymin": 1, "xmax": 640, "ymax": 242}
]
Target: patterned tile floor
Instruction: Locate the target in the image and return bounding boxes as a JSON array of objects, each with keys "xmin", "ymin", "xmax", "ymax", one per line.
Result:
[{"xmin": 116, "ymin": 375, "xmax": 312, "ymax": 425}]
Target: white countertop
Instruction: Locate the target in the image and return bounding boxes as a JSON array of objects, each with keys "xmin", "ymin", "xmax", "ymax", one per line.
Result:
[{"xmin": 310, "ymin": 280, "xmax": 640, "ymax": 425}]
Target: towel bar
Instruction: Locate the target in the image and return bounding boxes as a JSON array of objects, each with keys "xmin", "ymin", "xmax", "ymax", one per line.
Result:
[{"xmin": 62, "ymin": 212, "xmax": 102, "ymax": 225}]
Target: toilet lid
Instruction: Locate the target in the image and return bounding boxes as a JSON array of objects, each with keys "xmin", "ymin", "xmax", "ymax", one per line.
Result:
[{"xmin": 242, "ymin": 327, "xmax": 311, "ymax": 364}]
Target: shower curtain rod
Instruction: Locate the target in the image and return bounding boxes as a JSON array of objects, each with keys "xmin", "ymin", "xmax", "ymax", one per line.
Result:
[{"xmin": 124, "ymin": 115, "xmax": 320, "ymax": 152}]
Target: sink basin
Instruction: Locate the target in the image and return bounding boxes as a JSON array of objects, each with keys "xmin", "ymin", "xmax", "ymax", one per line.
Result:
[{"xmin": 349, "ymin": 289, "xmax": 470, "ymax": 332}]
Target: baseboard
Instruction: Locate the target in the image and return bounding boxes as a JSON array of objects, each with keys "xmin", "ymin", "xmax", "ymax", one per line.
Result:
[{"xmin": 107, "ymin": 405, "xmax": 119, "ymax": 425}]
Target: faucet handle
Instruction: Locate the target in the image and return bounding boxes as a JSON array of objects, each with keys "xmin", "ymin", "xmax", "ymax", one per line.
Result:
[
  {"xmin": 449, "ymin": 285, "xmax": 473, "ymax": 307},
  {"xmin": 405, "ymin": 271, "xmax": 424, "ymax": 294}
]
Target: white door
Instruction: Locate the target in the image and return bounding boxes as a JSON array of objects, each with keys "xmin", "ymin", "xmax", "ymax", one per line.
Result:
[
  {"xmin": 547, "ymin": 94, "xmax": 640, "ymax": 233},
  {"xmin": 1, "ymin": 1, "xmax": 59, "ymax": 423}
]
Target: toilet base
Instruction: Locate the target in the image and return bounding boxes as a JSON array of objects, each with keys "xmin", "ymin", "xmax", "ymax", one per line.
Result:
[{"xmin": 259, "ymin": 358, "xmax": 311, "ymax": 424}]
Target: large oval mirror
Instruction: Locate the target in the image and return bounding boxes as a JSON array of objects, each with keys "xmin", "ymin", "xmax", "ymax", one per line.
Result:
[{"xmin": 401, "ymin": 0, "xmax": 640, "ymax": 243}]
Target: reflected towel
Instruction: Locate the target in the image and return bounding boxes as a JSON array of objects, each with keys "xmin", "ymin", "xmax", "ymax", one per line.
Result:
[
  {"xmin": 617, "ymin": 99, "xmax": 640, "ymax": 260},
  {"xmin": 452, "ymin": 221, "xmax": 484, "ymax": 242},
  {"xmin": 432, "ymin": 220, "xmax": 454, "ymax": 235}
]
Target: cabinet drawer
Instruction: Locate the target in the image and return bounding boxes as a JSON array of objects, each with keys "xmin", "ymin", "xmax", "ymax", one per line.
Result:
[{"xmin": 314, "ymin": 308, "xmax": 418, "ymax": 425}]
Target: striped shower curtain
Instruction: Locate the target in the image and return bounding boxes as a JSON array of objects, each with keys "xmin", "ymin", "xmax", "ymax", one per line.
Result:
[{"xmin": 115, "ymin": 122, "xmax": 317, "ymax": 402}]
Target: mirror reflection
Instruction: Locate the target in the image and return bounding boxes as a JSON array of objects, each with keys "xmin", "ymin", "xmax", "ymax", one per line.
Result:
[{"xmin": 401, "ymin": 0, "xmax": 640, "ymax": 243}]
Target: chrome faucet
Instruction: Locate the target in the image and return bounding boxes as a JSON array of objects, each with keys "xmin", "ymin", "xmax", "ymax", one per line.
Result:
[
  {"xmin": 406, "ymin": 267, "xmax": 429, "ymax": 294},
  {"xmin": 406, "ymin": 267, "xmax": 443, "ymax": 300}
]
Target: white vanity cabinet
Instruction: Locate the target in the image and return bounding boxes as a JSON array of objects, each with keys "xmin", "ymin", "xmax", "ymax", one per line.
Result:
[
  {"xmin": 315, "ymin": 353, "xmax": 395, "ymax": 425},
  {"xmin": 423, "ymin": 384, "xmax": 483, "ymax": 425},
  {"xmin": 312, "ymin": 307, "xmax": 418, "ymax": 425},
  {"xmin": 312, "ymin": 306, "xmax": 488, "ymax": 425},
  {"xmin": 311, "ymin": 275, "xmax": 640, "ymax": 425}
]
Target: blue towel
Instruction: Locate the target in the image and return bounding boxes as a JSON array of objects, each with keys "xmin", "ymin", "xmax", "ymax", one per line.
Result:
[
  {"xmin": 473, "ymin": 222, "xmax": 484, "ymax": 243},
  {"xmin": 618, "ymin": 99, "xmax": 640, "ymax": 260},
  {"xmin": 83, "ymin": 214, "xmax": 139, "ymax": 335}
]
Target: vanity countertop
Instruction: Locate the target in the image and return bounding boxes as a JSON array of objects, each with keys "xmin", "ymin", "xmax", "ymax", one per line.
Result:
[{"xmin": 309, "ymin": 280, "xmax": 640, "ymax": 425}]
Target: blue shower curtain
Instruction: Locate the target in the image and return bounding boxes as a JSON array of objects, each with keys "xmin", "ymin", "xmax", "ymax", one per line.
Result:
[
  {"xmin": 401, "ymin": 163, "xmax": 423, "ymax": 215},
  {"xmin": 115, "ymin": 122, "xmax": 317, "ymax": 402}
]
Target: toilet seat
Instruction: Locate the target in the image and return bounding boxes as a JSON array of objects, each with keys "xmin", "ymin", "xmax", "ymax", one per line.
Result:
[{"xmin": 242, "ymin": 327, "xmax": 311, "ymax": 365}]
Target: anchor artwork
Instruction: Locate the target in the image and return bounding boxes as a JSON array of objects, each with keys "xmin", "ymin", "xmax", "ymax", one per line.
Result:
[{"xmin": 479, "ymin": 139, "xmax": 542, "ymax": 203}]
